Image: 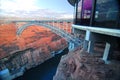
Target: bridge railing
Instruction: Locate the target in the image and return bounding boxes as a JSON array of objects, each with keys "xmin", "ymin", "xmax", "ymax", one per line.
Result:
[{"xmin": 36, "ymin": 23, "xmax": 83, "ymax": 47}]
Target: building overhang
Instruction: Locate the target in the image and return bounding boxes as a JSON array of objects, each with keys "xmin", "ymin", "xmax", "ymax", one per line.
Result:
[
  {"xmin": 67, "ymin": 0, "xmax": 78, "ymax": 6},
  {"xmin": 72, "ymin": 24, "xmax": 120, "ymax": 38}
]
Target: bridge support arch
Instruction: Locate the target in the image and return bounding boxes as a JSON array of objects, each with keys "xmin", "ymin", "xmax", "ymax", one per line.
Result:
[{"xmin": 16, "ymin": 22, "xmax": 82, "ymax": 49}]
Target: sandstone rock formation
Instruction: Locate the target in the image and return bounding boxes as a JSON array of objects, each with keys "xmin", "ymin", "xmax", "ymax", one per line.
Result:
[
  {"xmin": 54, "ymin": 49, "xmax": 120, "ymax": 80},
  {"xmin": 0, "ymin": 22, "xmax": 68, "ymax": 78}
]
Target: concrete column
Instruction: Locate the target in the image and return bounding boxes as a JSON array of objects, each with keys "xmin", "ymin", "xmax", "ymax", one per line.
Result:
[
  {"xmin": 83, "ymin": 30, "xmax": 90, "ymax": 51},
  {"xmin": 87, "ymin": 41, "xmax": 94, "ymax": 53},
  {"xmin": 85, "ymin": 30, "xmax": 90, "ymax": 41},
  {"xmin": 84, "ymin": 30, "xmax": 94, "ymax": 53},
  {"xmin": 83, "ymin": 40, "xmax": 89, "ymax": 51},
  {"xmin": 103, "ymin": 42, "xmax": 111, "ymax": 63}
]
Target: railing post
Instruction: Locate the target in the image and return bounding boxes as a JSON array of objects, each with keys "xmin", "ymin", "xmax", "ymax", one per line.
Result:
[
  {"xmin": 103, "ymin": 42, "xmax": 111, "ymax": 64},
  {"xmin": 87, "ymin": 41, "xmax": 94, "ymax": 53}
]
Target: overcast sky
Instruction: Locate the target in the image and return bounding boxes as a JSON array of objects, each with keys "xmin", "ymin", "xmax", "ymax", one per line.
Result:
[{"xmin": 0, "ymin": 0, "xmax": 74, "ymax": 19}]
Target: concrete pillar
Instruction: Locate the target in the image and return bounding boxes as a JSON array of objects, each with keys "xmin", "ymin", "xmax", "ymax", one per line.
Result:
[
  {"xmin": 0, "ymin": 69, "xmax": 11, "ymax": 80},
  {"xmin": 83, "ymin": 30, "xmax": 94, "ymax": 53},
  {"xmin": 83, "ymin": 40, "xmax": 89, "ymax": 51},
  {"xmin": 87, "ymin": 41, "xmax": 94, "ymax": 53},
  {"xmin": 103, "ymin": 42, "xmax": 111, "ymax": 63},
  {"xmin": 83, "ymin": 30, "xmax": 90, "ymax": 51},
  {"xmin": 85, "ymin": 30, "xmax": 90, "ymax": 41}
]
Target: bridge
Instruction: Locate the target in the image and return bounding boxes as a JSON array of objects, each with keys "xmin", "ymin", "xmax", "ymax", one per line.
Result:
[
  {"xmin": 13, "ymin": 19, "xmax": 83, "ymax": 49},
  {"xmin": 0, "ymin": 19, "xmax": 84, "ymax": 80}
]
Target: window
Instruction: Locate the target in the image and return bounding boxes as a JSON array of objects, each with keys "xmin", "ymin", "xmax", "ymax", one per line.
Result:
[
  {"xmin": 82, "ymin": 0, "xmax": 92, "ymax": 19},
  {"xmin": 94, "ymin": 0, "xmax": 120, "ymax": 28},
  {"xmin": 76, "ymin": 0, "xmax": 83, "ymax": 24},
  {"xmin": 76, "ymin": 0, "xmax": 93, "ymax": 26}
]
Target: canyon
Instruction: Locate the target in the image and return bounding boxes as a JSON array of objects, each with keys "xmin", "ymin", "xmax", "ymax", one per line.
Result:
[
  {"xmin": 0, "ymin": 21, "xmax": 120, "ymax": 80},
  {"xmin": 0, "ymin": 22, "xmax": 68, "ymax": 79}
]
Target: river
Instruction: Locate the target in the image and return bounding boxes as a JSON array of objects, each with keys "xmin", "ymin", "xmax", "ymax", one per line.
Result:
[{"xmin": 14, "ymin": 48, "xmax": 69, "ymax": 80}]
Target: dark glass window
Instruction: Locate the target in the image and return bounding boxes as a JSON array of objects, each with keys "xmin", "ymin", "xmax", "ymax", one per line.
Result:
[
  {"xmin": 76, "ymin": 0, "xmax": 93, "ymax": 26},
  {"xmin": 76, "ymin": 0, "xmax": 83, "ymax": 24},
  {"xmin": 81, "ymin": 0, "xmax": 92, "ymax": 25},
  {"xmin": 94, "ymin": 0, "xmax": 120, "ymax": 28},
  {"xmin": 82, "ymin": 0, "xmax": 92, "ymax": 19}
]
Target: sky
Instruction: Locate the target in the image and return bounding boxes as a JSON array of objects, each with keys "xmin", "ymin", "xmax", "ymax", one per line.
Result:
[{"xmin": 0, "ymin": 0, "xmax": 74, "ymax": 19}]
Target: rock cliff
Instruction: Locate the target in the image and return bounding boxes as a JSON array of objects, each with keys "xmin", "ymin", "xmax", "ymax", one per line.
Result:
[
  {"xmin": 0, "ymin": 23, "xmax": 68, "ymax": 78},
  {"xmin": 54, "ymin": 49, "xmax": 120, "ymax": 80}
]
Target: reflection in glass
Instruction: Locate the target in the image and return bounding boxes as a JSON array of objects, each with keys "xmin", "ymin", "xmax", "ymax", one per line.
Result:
[
  {"xmin": 94, "ymin": 0, "xmax": 120, "ymax": 28},
  {"xmin": 76, "ymin": 0, "xmax": 92, "ymax": 26}
]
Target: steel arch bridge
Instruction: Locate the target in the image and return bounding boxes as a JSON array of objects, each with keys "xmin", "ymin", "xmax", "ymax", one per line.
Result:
[{"xmin": 14, "ymin": 20, "xmax": 83, "ymax": 49}]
